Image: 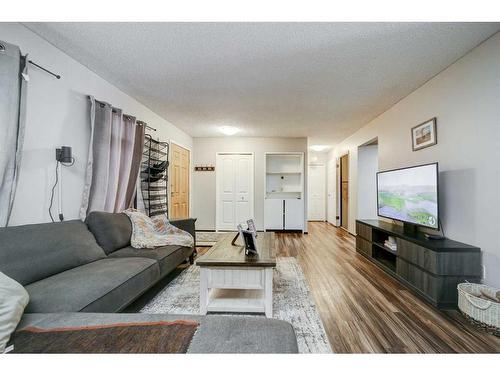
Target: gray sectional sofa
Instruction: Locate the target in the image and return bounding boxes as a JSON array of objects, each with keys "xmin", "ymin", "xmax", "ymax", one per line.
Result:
[
  {"xmin": 0, "ymin": 212, "xmax": 298, "ymax": 353},
  {"xmin": 1, "ymin": 212, "xmax": 195, "ymax": 313}
]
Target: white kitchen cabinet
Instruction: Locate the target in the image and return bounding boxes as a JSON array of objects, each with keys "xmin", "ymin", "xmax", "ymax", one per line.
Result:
[
  {"xmin": 264, "ymin": 199, "xmax": 284, "ymax": 230},
  {"xmin": 284, "ymin": 199, "xmax": 304, "ymax": 230},
  {"xmin": 264, "ymin": 198, "xmax": 304, "ymax": 231}
]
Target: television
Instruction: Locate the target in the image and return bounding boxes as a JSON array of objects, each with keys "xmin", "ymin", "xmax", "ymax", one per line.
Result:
[{"xmin": 377, "ymin": 163, "xmax": 439, "ymax": 230}]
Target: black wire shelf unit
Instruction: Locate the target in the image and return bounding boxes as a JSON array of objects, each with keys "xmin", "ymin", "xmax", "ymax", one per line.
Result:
[{"xmin": 141, "ymin": 134, "xmax": 169, "ymax": 217}]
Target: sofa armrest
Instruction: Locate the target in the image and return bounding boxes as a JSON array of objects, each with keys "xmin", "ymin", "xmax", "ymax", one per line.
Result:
[{"xmin": 170, "ymin": 218, "xmax": 197, "ymax": 247}]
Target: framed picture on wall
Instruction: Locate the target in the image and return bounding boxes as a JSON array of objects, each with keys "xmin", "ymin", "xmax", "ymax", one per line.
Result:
[{"xmin": 411, "ymin": 117, "xmax": 437, "ymax": 151}]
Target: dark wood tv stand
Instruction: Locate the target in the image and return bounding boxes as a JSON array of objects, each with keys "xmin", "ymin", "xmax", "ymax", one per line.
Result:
[{"xmin": 356, "ymin": 219, "xmax": 481, "ymax": 309}]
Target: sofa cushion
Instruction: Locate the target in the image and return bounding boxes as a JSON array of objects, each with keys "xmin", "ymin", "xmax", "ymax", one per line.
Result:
[
  {"xmin": 0, "ymin": 220, "xmax": 106, "ymax": 286},
  {"xmin": 24, "ymin": 258, "xmax": 160, "ymax": 313},
  {"xmin": 85, "ymin": 212, "xmax": 132, "ymax": 254},
  {"xmin": 170, "ymin": 218, "xmax": 196, "ymax": 245},
  {"xmin": 187, "ymin": 315, "xmax": 298, "ymax": 353},
  {"xmin": 108, "ymin": 245, "xmax": 192, "ymax": 277}
]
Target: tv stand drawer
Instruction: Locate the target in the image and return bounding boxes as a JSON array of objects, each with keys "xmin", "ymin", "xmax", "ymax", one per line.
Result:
[
  {"xmin": 396, "ymin": 258, "xmax": 478, "ymax": 306},
  {"xmin": 396, "ymin": 238, "xmax": 481, "ymax": 276},
  {"xmin": 396, "ymin": 257, "xmax": 438, "ymax": 303},
  {"xmin": 356, "ymin": 221, "xmax": 372, "ymax": 241},
  {"xmin": 356, "ymin": 236, "xmax": 372, "ymax": 256},
  {"xmin": 397, "ymin": 238, "xmax": 437, "ymax": 273}
]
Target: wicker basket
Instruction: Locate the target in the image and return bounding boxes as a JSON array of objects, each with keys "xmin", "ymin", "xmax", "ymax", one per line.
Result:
[{"xmin": 457, "ymin": 282, "xmax": 500, "ymax": 336}]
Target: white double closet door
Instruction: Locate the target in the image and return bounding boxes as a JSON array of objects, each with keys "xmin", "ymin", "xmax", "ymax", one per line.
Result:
[{"xmin": 216, "ymin": 153, "xmax": 254, "ymax": 231}]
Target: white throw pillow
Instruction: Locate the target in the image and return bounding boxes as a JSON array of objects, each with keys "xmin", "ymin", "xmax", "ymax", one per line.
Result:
[{"xmin": 0, "ymin": 272, "xmax": 29, "ymax": 353}]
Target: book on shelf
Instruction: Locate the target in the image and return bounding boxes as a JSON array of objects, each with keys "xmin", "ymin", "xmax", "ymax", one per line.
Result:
[{"xmin": 384, "ymin": 239, "xmax": 397, "ymax": 251}]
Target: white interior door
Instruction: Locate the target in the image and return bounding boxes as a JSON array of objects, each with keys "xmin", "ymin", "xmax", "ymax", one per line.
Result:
[
  {"xmin": 216, "ymin": 153, "xmax": 254, "ymax": 230},
  {"xmin": 307, "ymin": 164, "xmax": 326, "ymax": 221},
  {"xmin": 327, "ymin": 159, "xmax": 337, "ymax": 225}
]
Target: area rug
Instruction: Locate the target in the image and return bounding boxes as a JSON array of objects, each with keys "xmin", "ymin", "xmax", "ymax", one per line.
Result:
[
  {"xmin": 10, "ymin": 321, "xmax": 199, "ymax": 353},
  {"xmin": 141, "ymin": 257, "xmax": 332, "ymax": 353},
  {"xmin": 195, "ymin": 231, "xmax": 235, "ymax": 246}
]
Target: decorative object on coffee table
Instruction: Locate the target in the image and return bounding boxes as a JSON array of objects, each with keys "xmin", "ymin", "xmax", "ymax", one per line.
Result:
[
  {"xmin": 247, "ymin": 219, "xmax": 257, "ymax": 235},
  {"xmin": 196, "ymin": 233, "xmax": 276, "ymax": 318}
]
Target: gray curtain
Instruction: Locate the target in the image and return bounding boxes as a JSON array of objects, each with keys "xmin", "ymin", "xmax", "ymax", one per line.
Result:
[
  {"xmin": 80, "ymin": 96, "xmax": 145, "ymax": 218},
  {"xmin": 0, "ymin": 40, "xmax": 28, "ymax": 226},
  {"xmin": 125, "ymin": 122, "xmax": 145, "ymax": 209},
  {"xmin": 113, "ymin": 114, "xmax": 138, "ymax": 211}
]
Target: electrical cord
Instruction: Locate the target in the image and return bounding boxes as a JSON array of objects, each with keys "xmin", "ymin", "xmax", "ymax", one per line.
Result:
[
  {"xmin": 48, "ymin": 161, "xmax": 60, "ymax": 223},
  {"xmin": 48, "ymin": 157, "xmax": 75, "ymax": 222},
  {"xmin": 439, "ymin": 218, "xmax": 446, "ymax": 238}
]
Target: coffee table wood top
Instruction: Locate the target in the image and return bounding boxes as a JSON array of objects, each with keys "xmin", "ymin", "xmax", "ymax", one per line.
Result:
[{"xmin": 196, "ymin": 232, "xmax": 276, "ymax": 267}]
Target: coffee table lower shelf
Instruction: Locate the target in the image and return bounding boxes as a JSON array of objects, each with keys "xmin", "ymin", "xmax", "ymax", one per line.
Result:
[
  {"xmin": 206, "ymin": 289, "xmax": 266, "ymax": 314},
  {"xmin": 199, "ymin": 267, "xmax": 273, "ymax": 318}
]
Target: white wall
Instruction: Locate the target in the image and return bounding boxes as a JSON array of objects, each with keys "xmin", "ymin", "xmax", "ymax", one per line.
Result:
[
  {"xmin": 357, "ymin": 144, "xmax": 378, "ymax": 220},
  {"xmin": 328, "ymin": 32, "xmax": 500, "ymax": 287},
  {"xmin": 308, "ymin": 150, "xmax": 328, "ymax": 165},
  {"xmin": 192, "ymin": 137, "xmax": 308, "ymax": 231},
  {"xmin": 1, "ymin": 23, "xmax": 193, "ymax": 226}
]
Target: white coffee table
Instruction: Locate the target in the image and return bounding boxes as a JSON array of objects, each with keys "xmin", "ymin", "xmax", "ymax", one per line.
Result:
[{"xmin": 196, "ymin": 232, "xmax": 276, "ymax": 318}]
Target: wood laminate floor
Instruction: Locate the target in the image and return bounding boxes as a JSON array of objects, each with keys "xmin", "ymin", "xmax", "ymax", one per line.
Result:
[{"xmin": 272, "ymin": 222, "xmax": 500, "ymax": 353}]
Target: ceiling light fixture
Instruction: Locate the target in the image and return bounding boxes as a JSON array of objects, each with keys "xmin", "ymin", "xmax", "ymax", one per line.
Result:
[
  {"xmin": 219, "ymin": 126, "xmax": 239, "ymax": 136},
  {"xmin": 310, "ymin": 145, "xmax": 329, "ymax": 152}
]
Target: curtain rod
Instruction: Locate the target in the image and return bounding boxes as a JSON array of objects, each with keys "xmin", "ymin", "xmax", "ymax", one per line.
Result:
[
  {"xmin": 92, "ymin": 97, "xmax": 156, "ymax": 132},
  {"xmin": 28, "ymin": 60, "xmax": 61, "ymax": 79},
  {"xmin": 124, "ymin": 117, "xmax": 156, "ymax": 132},
  {"xmin": 136, "ymin": 120, "xmax": 156, "ymax": 132}
]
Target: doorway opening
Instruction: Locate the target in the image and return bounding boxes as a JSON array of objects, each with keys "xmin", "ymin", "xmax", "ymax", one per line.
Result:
[
  {"xmin": 357, "ymin": 138, "xmax": 379, "ymax": 220},
  {"xmin": 307, "ymin": 163, "xmax": 326, "ymax": 221},
  {"xmin": 170, "ymin": 143, "xmax": 190, "ymax": 219},
  {"xmin": 339, "ymin": 153, "xmax": 349, "ymax": 230},
  {"xmin": 326, "ymin": 158, "xmax": 336, "ymax": 225}
]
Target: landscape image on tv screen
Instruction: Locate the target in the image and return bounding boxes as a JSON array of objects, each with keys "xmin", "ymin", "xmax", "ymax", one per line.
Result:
[{"xmin": 377, "ymin": 164, "xmax": 438, "ymax": 228}]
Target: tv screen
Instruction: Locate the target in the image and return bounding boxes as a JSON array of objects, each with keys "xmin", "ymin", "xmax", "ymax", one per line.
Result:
[{"xmin": 377, "ymin": 163, "xmax": 439, "ymax": 229}]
